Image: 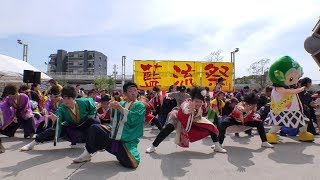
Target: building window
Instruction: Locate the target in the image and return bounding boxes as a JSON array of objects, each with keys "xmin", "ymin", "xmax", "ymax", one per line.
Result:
[
  {"xmin": 88, "ymin": 62, "xmax": 94, "ymax": 67},
  {"xmin": 76, "ymin": 60, "xmax": 84, "ymax": 66},
  {"xmin": 88, "ymin": 53, "xmax": 94, "ymax": 59}
]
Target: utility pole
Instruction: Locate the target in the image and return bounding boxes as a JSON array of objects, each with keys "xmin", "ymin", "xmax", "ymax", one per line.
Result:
[
  {"xmin": 17, "ymin": 39, "xmax": 28, "ymax": 62},
  {"xmin": 230, "ymin": 48, "xmax": 239, "ymax": 91},
  {"xmin": 113, "ymin": 64, "xmax": 118, "ymax": 80},
  {"xmin": 122, "ymin": 56, "xmax": 126, "ymax": 87}
]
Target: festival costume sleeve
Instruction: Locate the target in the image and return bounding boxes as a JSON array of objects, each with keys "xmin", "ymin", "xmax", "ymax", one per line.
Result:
[
  {"xmin": 20, "ymin": 94, "xmax": 33, "ymax": 119},
  {"xmin": 221, "ymin": 101, "xmax": 225, "ymax": 108},
  {"xmin": 182, "ymin": 103, "xmax": 190, "ymax": 114},
  {"xmin": 141, "ymin": 98, "xmax": 155, "ymax": 124},
  {"xmin": 0, "ymin": 101, "xmax": 16, "ymax": 129},
  {"xmin": 207, "ymin": 108, "xmax": 216, "ymax": 123},
  {"xmin": 121, "ymin": 101, "xmax": 145, "ymax": 165},
  {"xmin": 54, "ymin": 106, "xmax": 66, "ymax": 138},
  {"xmin": 121, "ymin": 102, "xmax": 145, "ymax": 127},
  {"xmin": 177, "ymin": 100, "xmax": 219, "ymax": 143},
  {"xmin": 57, "ymin": 84, "xmax": 63, "ymax": 91},
  {"xmin": 86, "ymin": 98, "xmax": 97, "ymax": 119},
  {"xmin": 210, "ymin": 99, "xmax": 217, "ymax": 108},
  {"xmin": 45, "ymin": 98, "xmax": 53, "ymax": 114}
]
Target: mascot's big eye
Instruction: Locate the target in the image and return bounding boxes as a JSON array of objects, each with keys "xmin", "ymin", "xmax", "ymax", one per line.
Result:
[{"xmin": 289, "ymin": 77, "xmax": 293, "ymax": 82}]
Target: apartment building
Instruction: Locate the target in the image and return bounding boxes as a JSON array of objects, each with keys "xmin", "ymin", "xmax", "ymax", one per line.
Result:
[{"xmin": 48, "ymin": 49, "xmax": 108, "ymax": 75}]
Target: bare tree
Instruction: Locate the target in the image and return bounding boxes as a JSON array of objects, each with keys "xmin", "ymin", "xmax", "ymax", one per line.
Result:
[
  {"xmin": 248, "ymin": 58, "xmax": 270, "ymax": 88},
  {"xmin": 205, "ymin": 49, "xmax": 224, "ymax": 62}
]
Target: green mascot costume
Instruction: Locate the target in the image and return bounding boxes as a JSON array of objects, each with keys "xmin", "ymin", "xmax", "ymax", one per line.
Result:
[{"xmin": 266, "ymin": 56, "xmax": 314, "ymax": 143}]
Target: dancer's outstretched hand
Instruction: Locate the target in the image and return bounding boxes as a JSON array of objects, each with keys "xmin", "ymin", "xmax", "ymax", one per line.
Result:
[{"xmin": 46, "ymin": 112, "xmax": 58, "ymax": 122}]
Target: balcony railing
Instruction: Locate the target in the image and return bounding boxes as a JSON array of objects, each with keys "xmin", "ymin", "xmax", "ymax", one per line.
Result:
[{"xmin": 47, "ymin": 72, "xmax": 133, "ymax": 81}]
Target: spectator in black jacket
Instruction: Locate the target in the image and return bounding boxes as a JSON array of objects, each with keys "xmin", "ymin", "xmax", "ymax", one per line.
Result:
[
  {"xmin": 257, "ymin": 86, "xmax": 272, "ymax": 110},
  {"xmin": 158, "ymin": 85, "xmax": 178, "ymax": 125},
  {"xmin": 298, "ymin": 77, "xmax": 317, "ymax": 135}
]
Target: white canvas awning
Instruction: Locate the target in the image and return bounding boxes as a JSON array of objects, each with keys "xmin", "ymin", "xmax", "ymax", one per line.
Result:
[{"xmin": 0, "ymin": 54, "xmax": 51, "ymax": 83}]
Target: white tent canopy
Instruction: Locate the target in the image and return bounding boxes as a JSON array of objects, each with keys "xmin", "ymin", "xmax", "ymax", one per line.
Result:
[{"xmin": 0, "ymin": 54, "xmax": 51, "ymax": 83}]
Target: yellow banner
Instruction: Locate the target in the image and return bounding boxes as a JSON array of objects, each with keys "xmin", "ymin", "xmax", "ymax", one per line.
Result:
[
  {"xmin": 200, "ymin": 62, "xmax": 234, "ymax": 92},
  {"xmin": 134, "ymin": 60, "xmax": 234, "ymax": 91}
]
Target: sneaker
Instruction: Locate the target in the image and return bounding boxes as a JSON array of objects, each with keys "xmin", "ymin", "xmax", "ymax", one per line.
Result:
[
  {"xmin": 73, "ymin": 149, "xmax": 91, "ymax": 163},
  {"xmin": 214, "ymin": 143, "xmax": 227, "ymax": 153},
  {"xmin": 151, "ymin": 126, "xmax": 158, "ymax": 130},
  {"xmin": 261, "ymin": 142, "xmax": 274, "ymax": 148},
  {"xmin": 146, "ymin": 145, "xmax": 156, "ymax": 153},
  {"xmin": 21, "ymin": 140, "xmax": 38, "ymax": 151},
  {"xmin": 24, "ymin": 133, "xmax": 34, "ymax": 139},
  {"xmin": 211, "ymin": 143, "xmax": 224, "ymax": 149}
]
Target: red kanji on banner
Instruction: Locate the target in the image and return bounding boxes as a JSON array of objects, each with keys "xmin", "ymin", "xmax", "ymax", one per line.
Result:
[
  {"xmin": 204, "ymin": 64, "xmax": 230, "ymax": 86},
  {"xmin": 173, "ymin": 63, "xmax": 195, "ymax": 86},
  {"xmin": 140, "ymin": 63, "xmax": 162, "ymax": 88}
]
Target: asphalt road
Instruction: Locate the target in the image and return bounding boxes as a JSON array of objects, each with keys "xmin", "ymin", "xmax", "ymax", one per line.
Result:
[{"xmin": 1, "ymin": 128, "xmax": 320, "ymax": 180}]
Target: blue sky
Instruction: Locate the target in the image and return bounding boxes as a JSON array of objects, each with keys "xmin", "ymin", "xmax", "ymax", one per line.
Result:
[{"xmin": 1, "ymin": 0, "xmax": 320, "ymax": 82}]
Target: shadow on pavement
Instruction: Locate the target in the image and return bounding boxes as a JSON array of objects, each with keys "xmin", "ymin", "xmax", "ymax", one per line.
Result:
[
  {"xmin": 225, "ymin": 146, "xmax": 264, "ymax": 172},
  {"xmin": 67, "ymin": 161, "xmax": 134, "ymax": 180},
  {"xmin": 1, "ymin": 136, "xmax": 31, "ymax": 151},
  {"xmin": 149, "ymin": 151, "xmax": 214, "ymax": 180},
  {"xmin": 230, "ymin": 134, "xmax": 252, "ymax": 145},
  {"xmin": 267, "ymin": 142, "xmax": 320, "ymax": 164},
  {"xmin": 201, "ymin": 136, "xmax": 214, "ymax": 146},
  {"xmin": 0, "ymin": 148, "xmax": 83, "ymax": 179},
  {"xmin": 140, "ymin": 130, "xmax": 176, "ymax": 143}
]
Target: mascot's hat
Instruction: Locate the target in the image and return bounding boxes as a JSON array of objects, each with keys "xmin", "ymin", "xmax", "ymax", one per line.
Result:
[{"xmin": 269, "ymin": 56, "xmax": 302, "ymax": 86}]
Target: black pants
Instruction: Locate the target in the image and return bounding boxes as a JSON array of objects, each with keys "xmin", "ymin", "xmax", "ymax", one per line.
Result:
[
  {"xmin": 35, "ymin": 118, "xmax": 99, "ymax": 143},
  {"xmin": 0, "ymin": 117, "xmax": 34, "ymax": 138},
  {"xmin": 151, "ymin": 117, "xmax": 163, "ymax": 130},
  {"xmin": 153, "ymin": 106, "xmax": 161, "ymax": 116},
  {"xmin": 307, "ymin": 119, "xmax": 317, "ymax": 135},
  {"xmin": 85, "ymin": 124, "xmax": 139, "ymax": 169},
  {"xmin": 35, "ymin": 120, "xmax": 53, "ymax": 134},
  {"xmin": 218, "ymin": 117, "xmax": 267, "ymax": 144},
  {"xmin": 22, "ymin": 117, "xmax": 35, "ymax": 138},
  {"xmin": 0, "ymin": 122, "xmax": 19, "ymax": 137},
  {"xmin": 152, "ymin": 123, "xmax": 218, "ymax": 147}
]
